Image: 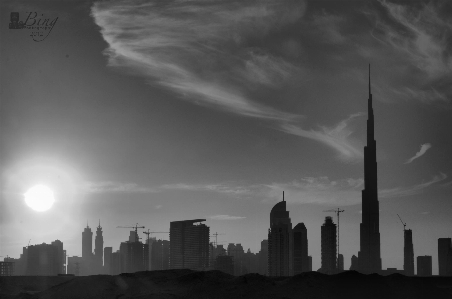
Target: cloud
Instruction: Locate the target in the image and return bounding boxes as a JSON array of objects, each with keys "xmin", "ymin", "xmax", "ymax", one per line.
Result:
[
  {"xmin": 209, "ymin": 215, "xmax": 246, "ymax": 220},
  {"xmin": 83, "ymin": 181, "xmax": 159, "ymax": 194},
  {"xmin": 311, "ymin": 12, "xmax": 346, "ymax": 44},
  {"xmin": 280, "ymin": 113, "xmax": 364, "ymax": 162},
  {"xmin": 256, "ymin": 176, "xmax": 364, "ymax": 206},
  {"xmin": 155, "ymin": 205, "xmax": 162, "ymax": 209},
  {"xmin": 371, "ymin": 0, "xmax": 452, "ymax": 103},
  {"xmin": 160, "ymin": 183, "xmax": 251, "ymax": 196},
  {"xmin": 91, "ymin": 0, "xmax": 305, "ymax": 122},
  {"xmin": 379, "ymin": 173, "xmax": 448, "ymax": 198},
  {"xmin": 405, "ymin": 143, "xmax": 432, "ymax": 164}
]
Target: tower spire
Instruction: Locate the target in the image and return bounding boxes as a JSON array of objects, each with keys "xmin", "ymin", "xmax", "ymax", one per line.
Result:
[
  {"xmin": 369, "ymin": 64, "xmax": 371, "ymax": 97},
  {"xmin": 98, "ymin": 219, "xmax": 101, "ymax": 228},
  {"xmin": 283, "ymin": 191, "xmax": 285, "ymax": 202}
]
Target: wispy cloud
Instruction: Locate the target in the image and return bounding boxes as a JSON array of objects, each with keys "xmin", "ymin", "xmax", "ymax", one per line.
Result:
[
  {"xmin": 155, "ymin": 205, "xmax": 162, "ymax": 209},
  {"xmin": 91, "ymin": 0, "xmax": 305, "ymax": 121},
  {"xmin": 83, "ymin": 181, "xmax": 159, "ymax": 194},
  {"xmin": 380, "ymin": 173, "xmax": 447, "ymax": 198},
  {"xmin": 371, "ymin": 0, "xmax": 452, "ymax": 103},
  {"xmin": 405, "ymin": 143, "xmax": 432, "ymax": 164},
  {"xmin": 281, "ymin": 113, "xmax": 364, "ymax": 162},
  {"xmin": 311, "ymin": 12, "xmax": 346, "ymax": 44},
  {"xmin": 209, "ymin": 215, "xmax": 246, "ymax": 220},
  {"xmin": 160, "ymin": 183, "xmax": 251, "ymax": 197}
]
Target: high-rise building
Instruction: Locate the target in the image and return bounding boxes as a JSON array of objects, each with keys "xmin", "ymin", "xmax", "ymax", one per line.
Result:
[
  {"xmin": 26, "ymin": 243, "xmax": 60, "ymax": 276},
  {"xmin": 338, "ymin": 254, "xmax": 344, "ymax": 272},
  {"xmin": 169, "ymin": 219, "xmax": 210, "ymax": 270},
  {"xmin": 358, "ymin": 65, "xmax": 382, "ymax": 274},
  {"xmin": 350, "ymin": 255, "xmax": 359, "ymax": 271},
  {"xmin": 104, "ymin": 247, "xmax": 112, "ymax": 274},
  {"xmin": 438, "ymin": 238, "xmax": 452, "ymax": 276},
  {"xmin": 94, "ymin": 220, "xmax": 104, "ymax": 271},
  {"xmin": 151, "ymin": 239, "xmax": 170, "ymax": 270},
  {"xmin": 403, "ymin": 229, "xmax": 414, "ymax": 276},
  {"xmin": 67, "ymin": 256, "xmax": 83, "ymax": 276},
  {"xmin": 258, "ymin": 239, "xmax": 268, "ymax": 276},
  {"xmin": 321, "ymin": 216, "xmax": 337, "ymax": 275},
  {"xmin": 227, "ymin": 243, "xmax": 245, "ymax": 275},
  {"xmin": 308, "ymin": 256, "xmax": 312, "ymax": 271},
  {"xmin": 293, "ymin": 222, "xmax": 309, "ymax": 275},
  {"xmin": 417, "ymin": 256, "xmax": 432, "ymax": 276},
  {"xmin": 82, "ymin": 223, "xmax": 93, "ymax": 260},
  {"xmin": 268, "ymin": 192, "xmax": 293, "ymax": 276},
  {"xmin": 119, "ymin": 240, "xmax": 149, "ymax": 273}
]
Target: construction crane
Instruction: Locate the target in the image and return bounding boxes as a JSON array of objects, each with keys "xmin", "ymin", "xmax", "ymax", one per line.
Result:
[
  {"xmin": 323, "ymin": 208, "xmax": 345, "ymax": 268},
  {"xmin": 397, "ymin": 214, "xmax": 407, "ymax": 231},
  {"xmin": 117, "ymin": 223, "xmax": 145, "ymax": 241},
  {"xmin": 142, "ymin": 231, "xmax": 170, "ymax": 271},
  {"xmin": 211, "ymin": 232, "xmax": 225, "ymax": 246}
]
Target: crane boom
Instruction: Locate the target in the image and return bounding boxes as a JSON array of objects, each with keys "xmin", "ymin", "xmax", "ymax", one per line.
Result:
[{"xmin": 397, "ymin": 214, "xmax": 407, "ymax": 231}]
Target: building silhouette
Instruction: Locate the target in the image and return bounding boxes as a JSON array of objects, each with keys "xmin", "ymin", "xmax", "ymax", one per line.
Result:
[
  {"xmin": 403, "ymin": 229, "xmax": 414, "ymax": 276},
  {"xmin": 308, "ymin": 255, "xmax": 312, "ymax": 271},
  {"xmin": 268, "ymin": 192, "xmax": 293, "ymax": 276},
  {"xmin": 338, "ymin": 254, "xmax": 344, "ymax": 272},
  {"xmin": 67, "ymin": 256, "xmax": 83, "ymax": 276},
  {"xmin": 50, "ymin": 240, "xmax": 66, "ymax": 274},
  {"xmin": 358, "ymin": 65, "xmax": 382, "ymax": 274},
  {"xmin": 82, "ymin": 223, "xmax": 93, "ymax": 274},
  {"xmin": 438, "ymin": 238, "xmax": 452, "ymax": 276},
  {"xmin": 119, "ymin": 232, "xmax": 149, "ymax": 273},
  {"xmin": 151, "ymin": 239, "xmax": 170, "ymax": 270},
  {"xmin": 350, "ymin": 255, "xmax": 359, "ymax": 271},
  {"xmin": 257, "ymin": 239, "xmax": 268, "ymax": 275},
  {"xmin": 0, "ymin": 261, "xmax": 15, "ymax": 276},
  {"xmin": 26, "ymin": 243, "xmax": 62, "ymax": 276},
  {"xmin": 417, "ymin": 255, "xmax": 432, "ymax": 276},
  {"xmin": 293, "ymin": 222, "xmax": 309, "ymax": 274},
  {"xmin": 104, "ymin": 247, "xmax": 112, "ymax": 274},
  {"xmin": 169, "ymin": 219, "xmax": 210, "ymax": 270},
  {"xmin": 320, "ymin": 216, "xmax": 337, "ymax": 274},
  {"xmin": 94, "ymin": 220, "xmax": 104, "ymax": 272}
]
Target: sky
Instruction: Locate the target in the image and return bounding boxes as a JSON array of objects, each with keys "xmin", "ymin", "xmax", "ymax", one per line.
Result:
[{"xmin": 1, "ymin": 0, "xmax": 451, "ymax": 275}]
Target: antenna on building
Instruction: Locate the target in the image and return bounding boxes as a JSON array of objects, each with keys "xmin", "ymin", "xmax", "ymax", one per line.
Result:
[
  {"xmin": 369, "ymin": 64, "xmax": 371, "ymax": 96},
  {"xmin": 283, "ymin": 191, "xmax": 285, "ymax": 202}
]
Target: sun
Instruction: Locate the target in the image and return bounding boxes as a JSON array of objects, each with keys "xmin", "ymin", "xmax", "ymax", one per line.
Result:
[{"xmin": 24, "ymin": 185, "xmax": 55, "ymax": 212}]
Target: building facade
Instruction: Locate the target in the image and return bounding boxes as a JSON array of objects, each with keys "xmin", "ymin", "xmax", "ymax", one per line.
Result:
[
  {"xmin": 438, "ymin": 238, "xmax": 452, "ymax": 276},
  {"xmin": 169, "ymin": 219, "xmax": 210, "ymax": 270},
  {"xmin": 320, "ymin": 216, "xmax": 337, "ymax": 274},
  {"xmin": 268, "ymin": 192, "xmax": 293, "ymax": 276},
  {"xmin": 293, "ymin": 222, "xmax": 309, "ymax": 275},
  {"xmin": 358, "ymin": 66, "xmax": 382, "ymax": 274},
  {"xmin": 94, "ymin": 221, "xmax": 104, "ymax": 272},
  {"xmin": 417, "ymin": 255, "xmax": 432, "ymax": 276},
  {"xmin": 403, "ymin": 229, "xmax": 414, "ymax": 276}
]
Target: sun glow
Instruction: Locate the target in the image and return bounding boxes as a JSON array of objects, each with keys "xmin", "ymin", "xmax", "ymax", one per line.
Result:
[{"xmin": 24, "ymin": 185, "xmax": 55, "ymax": 212}]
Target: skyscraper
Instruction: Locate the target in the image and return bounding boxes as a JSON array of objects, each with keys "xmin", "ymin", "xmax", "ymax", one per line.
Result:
[
  {"xmin": 82, "ymin": 223, "xmax": 93, "ymax": 260},
  {"xmin": 268, "ymin": 192, "xmax": 293, "ymax": 276},
  {"xmin": 438, "ymin": 238, "xmax": 452, "ymax": 276},
  {"xmin": 94, "ymin": 220, "xmax": 104, "ymax": 271},
  {"xmin": 104, "ymin": 247, "xmax": 112, "ymax": 274},
  {"xmin": 293, "ymin": 222, "xmax": 309, "ymax": 274},
  {"xmin": 258, "ymin": 239, "xmax": 268, "ymax": 276},
  {"xmin": 403, "ymin": 229, "xmax": 414, "ymax": 276},
  {"xmin": 169, "ymin": 219, "xmax": 210, "ymax": 270},
  {"xmin": 321, "ymin": 216, "xmax": 337, "ymax": 275},
  {"xmin": 358, "ymin": 65, "xmax": 382, "ymax": 274},
  {"xmin": 417, "ymin": 256, "xmax": 432, "ymax": 276}
]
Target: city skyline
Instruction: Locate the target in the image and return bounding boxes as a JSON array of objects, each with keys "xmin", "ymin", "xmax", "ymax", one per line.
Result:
[{"xmin": 1, "ymin": 0, "xmax": 452, "ymax": 275}]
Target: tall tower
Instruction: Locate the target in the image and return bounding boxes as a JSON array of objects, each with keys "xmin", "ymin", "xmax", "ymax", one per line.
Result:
[
  {"xmin": 321, "ymin": 216, "xmax": 337, "ymax": 274},
  {"xmin": 268, "ymin": 191, "xmax": 293, "ymax": 276},
  {"xmin": 358, "ymin": 65, "xmax": 382, "ymax": 274},
  {"xmin": 82, "ymin": 223, "xmax": 93, "ymax": 260},
  {"xmin": 95, "ymin": 220, "xmax": 104, "ymax": 269},
  {"xmin": 403, "ymin": 229, "xmax": 414, "ymax": 276},
  {"xmin": 293, "ymin": 222, "xmax": 309, "ymax": 274}
]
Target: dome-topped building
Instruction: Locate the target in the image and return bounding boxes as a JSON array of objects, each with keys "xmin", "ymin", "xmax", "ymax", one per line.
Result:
[{"xmin": 268, "ymin": 191, "xmax": 293, "ymax": 276}]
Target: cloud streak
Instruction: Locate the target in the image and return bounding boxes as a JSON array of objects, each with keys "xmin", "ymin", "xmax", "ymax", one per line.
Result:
[
  {"xmin": 281, "ymin": 113, "xmax": 364, "ymax": 162},
  {"xmin": 209, "ymin": 215, "xmax": 246, "ymax": 221},
  {"xmin": 380, "ymin": 173, "xmax": 447, "ymax": 198},
  {"xmin": 405, "ymin": 143, "xmax": 432, "ymax": 164},
  {"xmin": 83, "ymin": 181, "xmax": 160, "ymax": 194}
]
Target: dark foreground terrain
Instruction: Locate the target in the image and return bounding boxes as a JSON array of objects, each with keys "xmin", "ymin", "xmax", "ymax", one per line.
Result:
[{"xmin": 1, "ymin": 270, "xmax": 451, "ymax": 299}]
